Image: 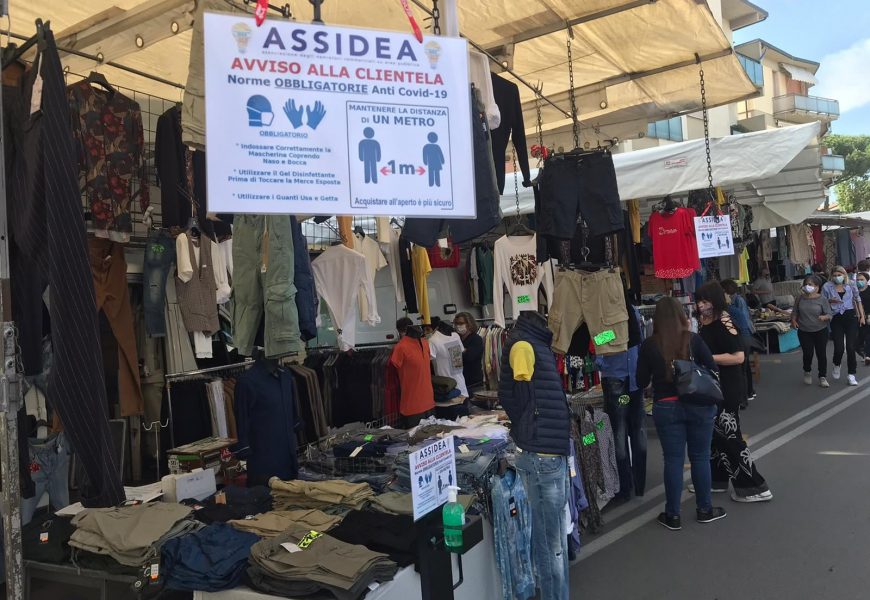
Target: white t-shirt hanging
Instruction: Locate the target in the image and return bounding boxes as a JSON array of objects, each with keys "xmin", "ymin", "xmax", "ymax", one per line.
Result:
[
  {"xmin": 352, "ymin": 233, "xmax": 388, "ymax": 318},
  {"xmin": 429, "ymin": 330, "xmax": 468, "ymax": 397},
  {"xmin": 492, "ymin": 234, "xmax": 554, "ymax": 328}
]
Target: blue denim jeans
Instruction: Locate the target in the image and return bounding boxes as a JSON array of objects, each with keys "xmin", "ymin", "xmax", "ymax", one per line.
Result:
[
  {"xmin": 516, "ymin": 450, "xmax": 569, "ymax": 600},
  {"xmin": 143, "ymin": 229, "xmax": 176, "ymax": 337},
  {"xmin": 652, "ymin": 401, "xmax": 716, "ymax": 516},
  {"xmin": 603, "ymin": 379, "xmax": 648, "ymax": 497},
  {"xmin": 21, "ymin": 432, "xmax": 71, "ymax": 526}
]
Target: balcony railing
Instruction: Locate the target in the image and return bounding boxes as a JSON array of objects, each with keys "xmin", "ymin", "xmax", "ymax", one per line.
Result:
[
  {"xmin": 821, "ymin": 154, "xmax": 845, "ymax": 174},
  {"xmin": 773, "ymin": 94, "xmax": 840, "ymax": 122},
  {"xmin": 646, "ymin": 117, "xmax": 684, "ymax": 142},
  {"xmin": 737, "ymin": 54, "xmax": 764, "ymax": 87}
]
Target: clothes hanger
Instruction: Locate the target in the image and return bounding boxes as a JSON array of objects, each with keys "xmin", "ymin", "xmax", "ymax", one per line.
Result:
[
  {"xmin": 354, "ymin": 225, "xmax": 366, "ymax": 238},
  {"xmin": 2, "ymin": 19, "xmax": 48, "ymax": 69},
  {"xmin": 84, "ymin": 70, "xmax": 116, "ymax": 97}
]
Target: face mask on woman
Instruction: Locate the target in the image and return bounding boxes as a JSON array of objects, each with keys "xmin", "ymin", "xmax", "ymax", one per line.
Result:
[
  {"xmin": 697, "ymin": 305, "xmax": 714, "ymax": 318},
  {"xmin": 859, "ymin": 281, "xmax": 867, "ymax": 290},
  {"xmin": 455, "ymin": 325, "xmax": 467, "ymax": 335},
  {"xmin": 803, "ymin": 285, "xmax": 817, "ymax": 294},
  {"xmin": 834, "ymin": 275, "xmax": 845, "ymax": 284}
]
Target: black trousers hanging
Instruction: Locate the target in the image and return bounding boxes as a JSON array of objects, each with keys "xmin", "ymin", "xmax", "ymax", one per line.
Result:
[{"xmin": 7, "ymin": 31, "xmax": 123, "ymax": 506}]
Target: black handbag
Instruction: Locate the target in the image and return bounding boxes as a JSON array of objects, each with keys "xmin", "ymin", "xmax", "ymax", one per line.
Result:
[{"xmin": 672, "ymin": 351, "xmax": 723, "ymax": 406}]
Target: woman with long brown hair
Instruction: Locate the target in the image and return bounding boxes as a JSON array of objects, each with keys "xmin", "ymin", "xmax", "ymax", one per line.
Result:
[{"xmin": 637, "ymin": 297, "xmax": 726, "ymax": 531}]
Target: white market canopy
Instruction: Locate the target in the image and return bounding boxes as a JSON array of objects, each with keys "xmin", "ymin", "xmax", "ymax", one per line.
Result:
[
  {"xmin": 5, "ymin": 0, "xmax": 757, "ymax": 142},
  {"xmin": 502, "ymin": 121, "xmax": 825, "ymax": 227}
]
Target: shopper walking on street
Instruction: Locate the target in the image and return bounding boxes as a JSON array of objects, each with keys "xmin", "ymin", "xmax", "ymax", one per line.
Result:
[
  {"xmin": 792, "ymin": 275, "xmax": 833, "ymax": 387},
  {"xmin": 637, "ymin": 297, "xmax": 726, "ymax": 531},
  {"xmin": 822, "ymin": 265, "xmax": 865, "ymax": 386},
  {"xmin": 695, "ymin": 282, "xmax": 773, "ymax": 503},
  {"xmin": 722, "ymin": 279, "xmax": 757, "ymax": 405},
  {"xmin": 856, "ymin": 272, "xmax": 870, "ymax": 366}
]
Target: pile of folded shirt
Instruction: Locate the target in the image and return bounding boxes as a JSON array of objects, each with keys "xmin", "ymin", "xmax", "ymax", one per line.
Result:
[
  {"xmin": 22, "ymin": 515, "xmax": 75, "ymax": 564},
  {"xmin": 162, "ymin": 523, "xmax": 259, "ymax": 592},
  {"xmin": 69, "ymin": 503, "xmax": 201, "ymax": 573},
  {"xmin": 185, "ymin": 485, "xmax": 273, "ymax": 524},
  {"xmin": 327, "ymin": 510, "xmax": 418, "ymax": 567},
  {"xmin": 247, "ymin": 523, "xmax": 397, "ymax": 600},
  {"xmin": 269, "ymin": 478, "xmax": 374, "ymax": 514},
  {"xmin": 369, "ymin": 491, "xmax": 474, "ymax": 517},
  {"xmin": 228, "ymin": 509, "xmax": 342, "ymax": 538}
]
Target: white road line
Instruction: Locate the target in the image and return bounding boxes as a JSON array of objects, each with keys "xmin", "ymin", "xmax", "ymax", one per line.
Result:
[
  {"xmin": 575, "ymin": 384, "xmax": 870, "ymax": 562},
  {"xmin": 601, "ymin": 384, "xmax": 860, "ymax": 524}
]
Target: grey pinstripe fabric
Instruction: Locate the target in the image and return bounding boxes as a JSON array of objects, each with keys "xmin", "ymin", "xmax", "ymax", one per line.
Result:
[{"xmin": 7, "ymin": 31, "xmax": 123, "ymax": 506}]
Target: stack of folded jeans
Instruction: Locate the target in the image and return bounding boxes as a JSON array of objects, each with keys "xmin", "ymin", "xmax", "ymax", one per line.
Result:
[
  {"xmin": 297, "ymin": 467, "xmax": 394, "ymax": 493},
  {"xmin": 162, "ymin": 523, "xmax": 259, "ymax": 592},
  {"xmin": 228, "ymin": 509, "xmax": 343, "ymax": 538},
  {"xmin": 269, "ymin": 478, "xmax": 374, "ymax": 513},
  {"xmin": 328, "ymin": 510, "xmax": 417, "ymax": 567},
  {"xmin": 185, "ymin": 485, "xmax": 273, "ymax": 524},
  {"xmin": 22, "ymin": 515, "xmax": 75, "ymax": 564},
  {"xmin": 69, "ymin": 503, "xmax": 201, "ymax": 569},
  {"xmin": 247, "ymin": 524, "xmax": 398, "ymax": 600}
]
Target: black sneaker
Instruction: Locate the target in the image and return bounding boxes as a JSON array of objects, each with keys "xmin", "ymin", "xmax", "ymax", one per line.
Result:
[
  {"xmin": 696, "ymin": 507, "xmax": 727, "ymax": 523},
  {"xmin": 657, "ymin": 512, "xmax": 681, "ymax": 531}
]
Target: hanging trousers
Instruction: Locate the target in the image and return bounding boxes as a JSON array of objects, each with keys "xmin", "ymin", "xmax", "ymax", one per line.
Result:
[
  {"xmin": 7, "ymin": 31, "xmax": 123, "ymax": 506},
  {"xmin": 89, "ymin": 239, "xmax": 144, "ymax": 416}
]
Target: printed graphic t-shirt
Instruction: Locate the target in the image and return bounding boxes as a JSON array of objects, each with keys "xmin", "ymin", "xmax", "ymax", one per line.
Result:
[
  {"xmin": 429, "ymin": 331, "xmax": 468, "ymax": 397},
  {"xmin": 493, "ymin": 234, "xmax": 554, "ymax": 328},
  {"xmin": 648, "ymin": 208, "xmax": 700, "ymax": 279},
  {"xmin": 390, "ymin": 336, "xmax": 435, "ymax": 417}
]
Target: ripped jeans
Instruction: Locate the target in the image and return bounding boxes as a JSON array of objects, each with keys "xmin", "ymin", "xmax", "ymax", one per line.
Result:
[{"xmin": 516, "ymin": 450, "xmax": 569, "ymax": 600}]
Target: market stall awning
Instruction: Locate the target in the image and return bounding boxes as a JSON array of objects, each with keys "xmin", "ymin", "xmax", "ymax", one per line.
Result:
[
  {"xmin": 500, "ymin": 122, "xmax": 825, "ymax": 226},
  {"xmin": 6, "ymin": 0, "xmax": 757, "ymax": 140}
]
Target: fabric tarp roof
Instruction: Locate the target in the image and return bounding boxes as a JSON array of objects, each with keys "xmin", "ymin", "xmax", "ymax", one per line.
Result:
[
  {"xmin": 6, "ymin": 0, "xmax": 757, "ymax": 141},
  {"xmin": 501, "ymin": 121, "xmax": 824, "ymax": 228}
]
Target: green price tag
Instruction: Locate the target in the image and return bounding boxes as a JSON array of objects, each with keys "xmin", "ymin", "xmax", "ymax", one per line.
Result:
[
  {"xmin": 517, "ymin": 295, "xmax": 531, "ymax": 304},
  {"xmin": 297, "ymin": 531, "xmax": 322, "ymax": 550},
  {"xmin": 593, "ymin": 330, "xmax": 616, "ymax": 346},
  {"xmin": 596, "ymin": 420, "xmax": 605, "ymax": 431},
  {"xmin": 618, "ymin": 395, "xmax": 630, "ymax": 406},
  {"xmin": 477, "ymin": 437, "xmax": 491, "ymax": 444},
  {"xmin": 582, "ymin": 432, "xmax": 597, "ymax": 446},
  {"xmin": 364, "ymin": 434, "xmax": 374, "ymax": 442}
]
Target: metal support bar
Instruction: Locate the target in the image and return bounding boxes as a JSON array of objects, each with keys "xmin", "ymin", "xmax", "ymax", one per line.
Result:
[
  {"xmin": 7, "ymin": 30, "xmax": 186, "ymax": 90},
  {"xmin": 407, "ymin": 0, "xmax": 575, "ymax": 123},
  {"xmin": 310, "ymin": 0, "xmax": 324, "ymax": 24},
  {"xmin": 494, "ymin": 0, "xmax": 658, "ymax": 47}
]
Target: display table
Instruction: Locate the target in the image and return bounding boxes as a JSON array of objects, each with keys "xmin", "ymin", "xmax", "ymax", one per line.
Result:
[
  {"xmin": 25, "ymin": 560, "xmax": 145, "ymax": 600},
  {"xmin": 754, "ymin": 321, "xmax": 798, "ymax": 354},
  {"xmin": 194, "ymin": 521, "xmax": 500, "ymax": 600}
]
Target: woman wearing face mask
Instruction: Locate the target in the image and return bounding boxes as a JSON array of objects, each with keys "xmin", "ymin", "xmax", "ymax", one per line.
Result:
[
  {"xmin": 857, "ymin": 273, "xmax": 870, "ymax": 366},
  {"xmin": 453, "ymin": 312, "xmax": 484, "ymax": 393},
  {"xmin": 822, "ymin": 266, "xmax": 866, "ymax": 386},
  {"xmin": 695, "ymin": 281, "xmax": 772, "ymax": 503},
  {"xmin": 791, "ymin": 275, "xmax": 833, "ymax": 387}
]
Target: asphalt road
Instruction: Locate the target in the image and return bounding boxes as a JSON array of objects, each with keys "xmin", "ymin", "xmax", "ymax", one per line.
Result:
[{"xmin": 570, "ymin": 348, "xmax": 870, "ymax": 600}]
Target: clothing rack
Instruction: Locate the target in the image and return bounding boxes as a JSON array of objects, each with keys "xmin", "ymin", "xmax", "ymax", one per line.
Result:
[
  {"xmin": 164, "ymin": 360, "xmax": 254, "ymax": 448},
  {"xmin": 306, "ymin": 341, "xmax": 397, "ymax": 352}
]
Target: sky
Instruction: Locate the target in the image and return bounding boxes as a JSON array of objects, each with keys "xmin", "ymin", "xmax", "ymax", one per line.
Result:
[{"xmin": 732, "ymin": 0, "xmax": 870, "ymax": 136}]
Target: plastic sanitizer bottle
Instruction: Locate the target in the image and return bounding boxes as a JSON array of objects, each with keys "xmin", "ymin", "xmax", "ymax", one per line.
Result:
[{"xmin": 443, "ymin": 485, "xmax": 465, "ymax": 552}]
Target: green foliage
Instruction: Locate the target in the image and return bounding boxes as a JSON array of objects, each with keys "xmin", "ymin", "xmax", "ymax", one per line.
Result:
[{"xmin": 827, "ymin": 134, "xmax": 870, "ymax": 211}]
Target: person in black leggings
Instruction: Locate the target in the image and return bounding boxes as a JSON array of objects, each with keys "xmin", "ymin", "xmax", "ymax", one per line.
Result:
[
  {"xmin": 791, "ymin": 275, "xmax": 833, "ymax": 387},
  {"xmin": 822, "ymin": 266, "xmax": 866, "ymax": 386}
]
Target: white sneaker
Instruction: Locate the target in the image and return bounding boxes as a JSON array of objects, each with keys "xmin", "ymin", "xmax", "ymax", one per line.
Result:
[
  {"xmin": 731, "ymin": 489, "xmax": 773, "ymax": 503},
  {"xmin": 819, "ymin": 377, "xmax": 830, "ymax": 388},
  {"xmin": 848, "ymin": 374, "xmax": 858, "ymax": 386},
  {"xmin": 833, "ymin": 365, "xmax": 842, "ymax": 380},
  {"xmin": 688, "ymin": 483, "xmax": 728, "ymax": 494},
  {"xmin": 803, "ymin": 372, "xmax": 812, "ymax": 385}
]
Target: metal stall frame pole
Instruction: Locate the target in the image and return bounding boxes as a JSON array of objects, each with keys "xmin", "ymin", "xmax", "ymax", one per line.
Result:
[{"xmin": 0, "ymin": 16, "xmax": 25, "ymax": 600}]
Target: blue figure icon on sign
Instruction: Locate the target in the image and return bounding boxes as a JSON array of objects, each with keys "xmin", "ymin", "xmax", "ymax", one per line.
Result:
[
  {"xmin": 422, "ymin": 132, "xmax": 445, "ymax": 187},
  {"xmin": 246, "ymin": 95, "xmax": 274, "ymax": 127},
  {"xmin": 359, "ymin": 127, "xmax": 382, "ymax": 184}
]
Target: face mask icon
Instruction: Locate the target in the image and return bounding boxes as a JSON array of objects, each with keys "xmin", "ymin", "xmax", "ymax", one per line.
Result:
[{"xmin": 246, "ymin": 95, "xmax": 274, "ymax": 127}]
